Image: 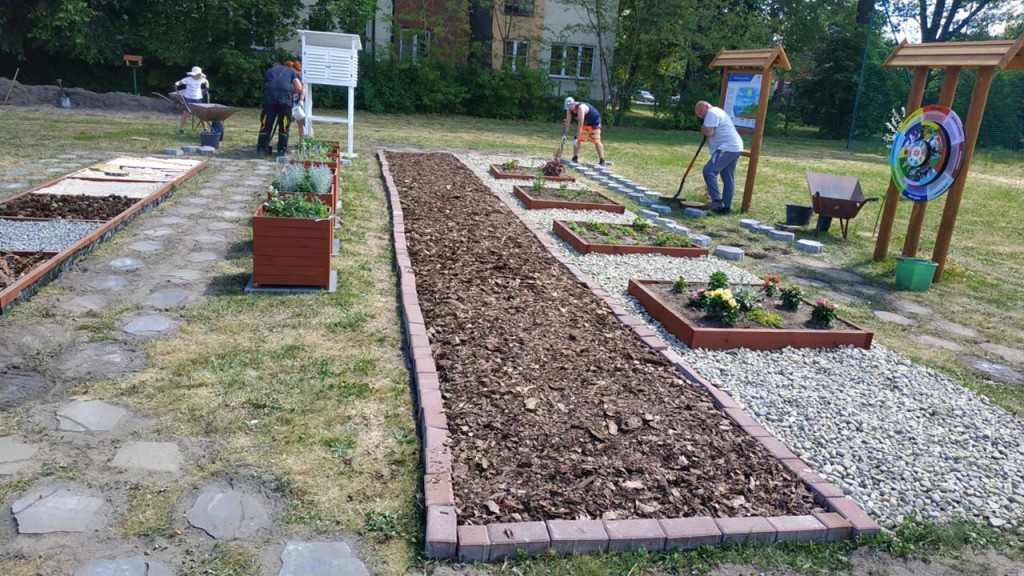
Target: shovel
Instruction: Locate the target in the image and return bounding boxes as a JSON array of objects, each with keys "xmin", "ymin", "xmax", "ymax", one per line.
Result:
[{"xmin": 660, "ymin": 135, "xmax": 706, "ymax": 206}]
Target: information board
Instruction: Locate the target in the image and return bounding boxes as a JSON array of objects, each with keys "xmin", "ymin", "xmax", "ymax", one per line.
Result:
[{"xmin": 723, "ymin": 73, "xmax": 761, "ymax": 131}]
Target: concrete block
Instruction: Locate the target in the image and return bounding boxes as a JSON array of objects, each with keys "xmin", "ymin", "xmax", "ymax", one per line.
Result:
[
  {"xmin": 768, "ymin": 229, "xmax": 796, "ymax": 242},
  {"xmin": 651, "ymin": 204, "xmax": 671, "ymax": 214},
  {"xmin": 683, "ymin": 207, "xmax": 706, "ymax": 218},
  {"xmin": 643, "ymin": 191, "xmax": 662, "ymax": 203},
  {"xmin": 689, "ymin": 234, "xmax": 712, "ymax": 248},
  {"xmin": 768, "ymin": 515, "xmax": 828, "ymax": 543},
  {"xmin": 604, "ymin": 519, "xmax": 666, "ymax": 553},
  {"xmin": 627, "ymin": 192, "xmax": 646, "ymax": 201},
  {"xmin": 547, "ymin": 519, "xmax": 609, "ymax": 555},
  {"xmin": 655, "ymin": 217, "xmax": 676, "ymax": 228},
  {"xmin": 181, "ymin": 146, "xmax": 200, "ymax": 153},
  {"xmin": 638, "ymin": 209, "xmax": 659, "ymax": 220},
  {"xmin": 797, "ymin": 239, "xmax": 824, "ymax": 253},
  {"xmin": 715, "ymin": 517, "xmax": 776, "ymax": 545},
  {"xmin": 660, "ymin": 517, "xmax": 722, "ymax": 550},
  {"xmin": 487, "ymin": 522, "xmax": 550, "ymax": 560},
  {"xmin": 198, "ymin": 146, "xmax": 216, "ymax": 155},
  {"xmin": 163, "ymin": 148, "xmax": 184, "ymax": 156},
  {"xmin": 739, "ymin": 218, "xmax": 760, "ymax": 230},
  {"xmin": 425, "ymin": 506, "xmax": 457, "ymax": 559},
  {"xmin": 713, "ymin": 246, "xmax": 744, "ymax": 261},
  {"xmin": 754, "ymin": 224, "xmax": 774, "ymax": 235},
  {"xmin": 669, "ymin": 224, "xmax": 690, "ymax": 235},
  {"xmin": 457, "ymin": 525, "xmax": 490, "ymax": 562}
]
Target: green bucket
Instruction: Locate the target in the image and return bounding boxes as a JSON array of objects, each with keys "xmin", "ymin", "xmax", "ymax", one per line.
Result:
[{"xmin": 895, "ymin": 257, "xmax": 938, "ymax": 291}]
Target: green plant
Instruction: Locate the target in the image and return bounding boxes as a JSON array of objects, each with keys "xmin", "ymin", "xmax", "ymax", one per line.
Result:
[
  {"xmin": 309, "ymin": 165, "xmax": 333, "ymax": 195},
  {"xmin": 762, "ymin": 275, "xmax": 781, "ymax": 297},
  {"xmin": 262, "ymin": 190, "xmax": 330, "ymax": 219},
  {"xmin": 531, "ymin": 175, "xmax": 545, "ymax": 193},
  {"xmin": 585, "ymin": 221, "xmax": 612, "ymax": 235},
  {"xmin": 275, "ymin": 164, "xmax": 305, "ymax": 192},
  {"xmin": 632, "ymin": 215, "xmax": 651, "ymax": 231},
  {"xmin": 747, "ymin": 308, "xmax": 784, "ymax": 328},
  {"xmin": 672, "ymin": 276, "xmax": 689, "ymax": 294},
  {"xmin": 291, "ymin": 137, "xmax": 332, "ymax": 163},
  {"xmin": 708, "ymin": 271, "xmax": 729, "ymax": 290},
  {"xmin": 811, "ymin": 298, "xmax": 840, "ymax": 326},
  {"xmin": 780, "ymin": 286, "xmax": 803, "ymax": 310},
  {"xmin": 732, "ymin": 285, "xmax": 757, "ymax": 312},
  {"xmin": 651, "ymin": 231, "xmax": 692, "ymax": 247},
  {"xmin": 501, "ymin": 159, "xmax": 520, "ymax": 171},
  {"xmin": 704, "ymin": 288, "xmax": 741, "ymax": 326},
  {"xmin": 566, "ymin": 221, "xmax": 587, "ymax": 236}
]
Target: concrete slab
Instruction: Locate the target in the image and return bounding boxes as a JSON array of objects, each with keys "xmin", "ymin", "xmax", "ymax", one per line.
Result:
[
  {"xmin": 75, "ymin": 557, "xmax": 173, "ymax": 576},
  {"xmin": 918, "ymin": 335, "xmax": 964, "ymax": 351},
  {"xmin": 873, "ymin": 311, "xmax": 915, "ymax": 326},
  {"xmin": 959, "ymin": 355, "xmax": 1022, "ymax": 385},
  {"xmin": 110, "ymin": 441, "xmax": 182, "ymax": 473},
  {"xmin": 165, "ymin": 269, "xmax": 204, "ymax": 282},
  {"xmin": 796, "ymin": 239, "xmax": 824, "ymax": 253},
  {"xmin": 638, "ymin": 210, "xmax": 659, "ymax": 220},
  {"xmin": 768, "ymin": 230, "xmax": 796, "ymax": 242},
  {"xmin": 207, "ymin": 221, "xmax": 236, "ymax": 230},
  {"xmin": 185, "ymin": 252, "xmax": 219, "ymax": 263},
  {"xmin": 56, "ymin": 342, "xmax": 146, "ymax": 382},
  {"xmin": 689, "ymin": 234, "xmax": 712, "ymax": 248},
  {"xmin": 683, "ymin": 207, "xmax": 706, "ymax": 218},
  {"xmin": 56, "ymin": 400, "xmax": 128, "ymax": 432},
  {"xmin": 713, "ymin": 246, "xmax": 744, "ymax": 261},
  {"xmin": 279, "ymin": 541, "xmax": 369, "ymax": 576},
  {"xmin": 890, "ymin": 299, "xmax": 932, "ymax": 316},
  {"xmin": 932, "ymin": 318, "xmax": 983, "ymax": 340},
  {"xmin": 980, "ymin": 343, "xmax": 1024, "ymax": 365},
  {"xmin": 109, "ymin": 258, "xmax": 143, "ymax": 271},
  {"xmin": 143, "ymin": 289, "xmax": 191, "ymax": 308},
  {"xmin": 62, "ymin": 294, "xmax": 109, "ymax": 314},
  {"xmin": 0, "ymin": 437, "xmax": 38, "ymax": 475},
  {"xmin": 12, "ymin": 485, "xmax": 106, "ymax": 533},
  {"xmin": 187, "ymin": 489, "xmax": 270, "ymax": 540},
  {"xmin": 651, "ymin": 204, "xmax": 671, "ymax": 214},
  {"xmin": 122, "ymin": 314, "xmax": 174, "ymax": 336}
]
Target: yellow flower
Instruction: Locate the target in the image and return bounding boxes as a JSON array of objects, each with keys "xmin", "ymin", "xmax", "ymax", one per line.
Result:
[
  {"xmin": 721, "ymin": 289, "xmax": 733, "ymax": 300},
  {"xmin": 728, "ymin": 299, "xmax": 738, "ymax": 308}
]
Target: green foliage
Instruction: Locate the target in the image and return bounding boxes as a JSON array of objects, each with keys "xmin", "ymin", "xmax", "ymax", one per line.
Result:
[
  {"xmin": 704, "ymin": 288, "xmax": 741, "ymax": 326},
  {"xmin": 558, "ymin": 183, "xmax": 569, "ymax": 194},
  {"xmin": 747, "ymin": 308, "xmax": 784, "ymax": 329},
  {"xmin": 732, "ymin": 285, "xmax": 757, "ymax": 312},
  {"xmin": 262, "ymin": 190, "xmax": 330, "ymax": 219},
  {"xmin": 631, "ymin": 215, "xmax": 651, "ymax": 232},
  {"xmin": 671, "ymin": 277, "xmax": 689, "ymax": 293},
  {"xmin": 566, "ymin": 221, "xmax": 587, "ymax": 236},
  {"xmin": 308, "ymin": 166, "xmax": 333, "ymax": 195},
  {"xmin": 584, "ymin": 221, "xmax": 612, "ymax": 235},
  {"xmin": 501, "ymin": 159, "xmax": 520, "ymax": 171},
  {"xmin": 651, "ymin": 231, "xmax": 692, "ymax": 247},
  {"xmin": 291, "ymin": 138, "xmax": 333, "ymax": 163},
  {"xmin": 708, "ymin": 271, "xmax": 729, "ymax": 290},
  {"xmin": 810, "ymin": 298, "xmax": 839, "ymax": 326},
  {"xmin": 531, "ymin": 175, "xmax": 545, "ymax": 193},
  {"xmin": 780, "ymin": 285, "xmax": 804, "ymax": 310}
]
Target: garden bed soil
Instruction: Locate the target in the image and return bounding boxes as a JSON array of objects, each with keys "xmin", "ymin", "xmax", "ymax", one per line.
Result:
[
  {"xmin": 553, "ymin": 220, "xmax": 709, "ymax": 258},
  {"xmin": 388, "ymin": 151, "xmax": 819, "ymax": 523},
  {"xmin": 0, "ymin": 252, "xmax": 51, "ymax": 289},
  {"xmin": 629, "ymin": 280, "xmax": 873, "ymax": 351},
  {"xmin": 489, "ymin": 164, "xmax": 576, "ymax": 182},
  {"xmin": 512, "ymin": 185, "xmax": 624, "ymax": 213},
  {"xmin": 0, "ymin": 194, "xmax": 136, "ymax": 221}
]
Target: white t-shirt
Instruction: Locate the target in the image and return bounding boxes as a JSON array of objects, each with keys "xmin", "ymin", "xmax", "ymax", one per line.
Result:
[
  {"xmin": 179, "ymin": 76, "xmax": 206, "ymax": 100},
  {"xmin": 704, "ymin": 106, "xmax": 744, "ymax": 154}
]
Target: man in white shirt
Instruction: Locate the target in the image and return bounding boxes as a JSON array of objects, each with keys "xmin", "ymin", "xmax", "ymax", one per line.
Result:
[{"xmin": 694, "ymin": 100, "xmax": 744, "ymax": 214}]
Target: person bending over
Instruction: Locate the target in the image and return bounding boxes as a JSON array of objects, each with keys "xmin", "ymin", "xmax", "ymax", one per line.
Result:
[
  {"xmin": 256, "ymin": 62, "xmax": 303, "ymax": 155},
  {"xmin": 561, "ymin": 97, "xmax": 607, "ymax": 165},
  {"xmin": 694, "ymin": 100, "xmax": 744, "ymax": 214}
]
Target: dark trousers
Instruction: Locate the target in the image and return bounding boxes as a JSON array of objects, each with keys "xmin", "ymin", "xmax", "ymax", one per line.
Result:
[{"xmin": 257, "ymin": 97, "xmax": 292, "ymax": 154}]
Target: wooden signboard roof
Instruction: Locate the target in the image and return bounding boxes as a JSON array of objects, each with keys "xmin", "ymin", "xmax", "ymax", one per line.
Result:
[
  {"xmin": 708, "ymin": 46, "xmax": 791, "ymax": 71},
  {"xmin": 884, "ymin": 33, "xmax": 1024, "ymax": 70}
]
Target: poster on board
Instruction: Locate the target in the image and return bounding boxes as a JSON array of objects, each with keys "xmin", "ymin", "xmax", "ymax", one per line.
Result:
[{"xmin": 724, "ymin": 73, "xmax": 761, "ymax": 131}]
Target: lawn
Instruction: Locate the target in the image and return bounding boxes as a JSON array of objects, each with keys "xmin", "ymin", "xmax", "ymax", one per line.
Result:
[{"xmin": 0, "ymin": 104, "xmax": 1021, "ymax": 575}]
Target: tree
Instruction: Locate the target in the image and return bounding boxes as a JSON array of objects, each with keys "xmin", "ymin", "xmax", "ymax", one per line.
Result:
[
  {"xmin": 556, "ymin": 0, "xmax": 619, "ymax": 105},
  {"xmin": 888, "ymin": 0, "xmax": 1018, "ymax": 42}
]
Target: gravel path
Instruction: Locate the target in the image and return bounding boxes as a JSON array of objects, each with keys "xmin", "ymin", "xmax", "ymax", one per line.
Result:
[
  {"xmin": 459, "ymin": 151, "xmax": 1024, "ymax": 529},
  {"xmin": 0, "ymin": 219, "xmax": 102, "ymax": 252}
]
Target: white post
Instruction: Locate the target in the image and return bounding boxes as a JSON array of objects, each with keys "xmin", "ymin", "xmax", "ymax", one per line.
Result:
[
  {"xmin": 346, "ymin": 86, "xmax": 355, "ymax": 157},
  {"xmin": 303, "ymin": 85, "xmax": 314, "ymax": 138}
]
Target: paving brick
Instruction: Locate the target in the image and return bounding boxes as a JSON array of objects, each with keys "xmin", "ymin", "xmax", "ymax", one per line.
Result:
[
  {"xmin": 409, "ymin": 332, "xmax": 430, "ymax": 350},
  {"xmin": 546, "ymin": 519, "xmax": 609, "ymax": 554},
  {"xmin": 604, "ymin": 519, "xmax": 666, "ymax": 552},
  {"xmin": 796, "ymin": 239, "xmax": 824, "ymax": 253},
  {"xmin": 416, "ymin": 368, "xmax": 440, "ymax": 391},
  {"xmin": 715, "ymin": 517, "xmax": 776, "ymax": 545},
  {"xmin": 812, "ymin": 511, "xmax": 855, "ymax": 541},
  {"xmin": 640, "ymin": 335, "xmax": 668, "ymax": 351},
  {"xmin": 810, "ymin": 481, "xmax": 845, "ymax": 503},
  {"xmin": 756, "ymin": 436, "xmax": 797, "ymax": 460},
  {"xmin": 702, "ymin": 384, "xmax": 740, "ymax": 409},
  {"xmin": 412, "ymin": 346, "xmax": 434, "ymax": 367},
  {"xmin": 616, "ymin": 314, "xmax": 644, "ymax": 328},
  {"xmin": 768, "ymin": 229, "xmax": 796, "ymax": 242},
  {"xmin": 457, "ymin": 525, "xmax": 490, "ymax": 562},
  {"xmin": 425, "ymin": 505, "xmax": 457, "ymax": 559},
  {"xmin": 631, "ymin": 325, "xmax": 656, "ymax": 339},
  {"xmin": 722, "ymin": 407, "xmax": 759, "ymax": 428},
  {"xmin": 424, "ymin": 426, "xmax": 452, "ymax": 475},
  {"xmin": 740, "ymin": 424, "xmax": 772, "ymax": 438},
  {"xmin": 660, "ymin": 517, "xmax": 722, "ymax": 550},
  {"xmin": 424, "ymin": 473, "xmax": 454, "ymax": 506},
  {"xmin": 739, "ymin": 218, "xmax": 760, "ymax": 230},
  {"xmin": 487, "ymin": 521, "xmax": 550, "ymax": 560},
  {"xmin": 768, "ymin": 515, "xmax": 827, "ymax": 542},
  {"xmin": 689, "ymin": 234, "xmax": 712, "ymax": 247},
  {"xmin": 420, "ymin": 400, "xmax": 448, "ymax": 432},
  {"xmin": 683, "ymin": 207, "xmax": 706, "ymax": 217},
  {"xmin": 713, "ymin": 246, "xmax": 744, "ymax": 261},
  {"xmin": 827, "ymin": 497, "xmax": 881, "ymax": 537}
]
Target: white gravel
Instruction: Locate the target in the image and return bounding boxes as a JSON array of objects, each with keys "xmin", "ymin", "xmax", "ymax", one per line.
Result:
[
  {"xmin": 456, "ymin": 151, "xmax": 1024, "ymax": 529},
  {"xmin": 0, "ymin": 219, "xmax": 102, "ymax": 252}
]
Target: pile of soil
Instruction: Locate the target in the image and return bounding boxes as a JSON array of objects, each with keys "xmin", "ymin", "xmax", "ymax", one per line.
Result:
[
  {"xmin": 0, "ymin": 77, "xmax": 174, "ymax": 113},
  {"xmin": 567, "ymin": 221, "xmax": 691, "ymax": 247},
  {"xmin": 518, "ymin": 186, "xmax": 613, "ymax": 205},
  {"xmin": 0, "ymin": 252, "xmax": 48, "ymax": 289},
  {"xmin": 389, "ymin": 151, "xmax": 819, "ymax": 524},
  {"xmin": 0, "ymin": 194, "xmax": 136, "ymax": 221}
]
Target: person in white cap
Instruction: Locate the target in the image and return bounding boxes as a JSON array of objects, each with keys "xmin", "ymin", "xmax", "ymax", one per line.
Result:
[
  {"xmin": 559, "ymin": 96, "xmax": 607, "ymax": 165},
  {"xmin": 173, "ymin": 66, "xmax": 210, "ymax": 135}
]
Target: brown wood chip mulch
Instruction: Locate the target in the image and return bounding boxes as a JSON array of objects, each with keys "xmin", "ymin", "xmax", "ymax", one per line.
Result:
[{"xmin": 388, "ymin": 151, "xmax": 820, "ymax": 524}]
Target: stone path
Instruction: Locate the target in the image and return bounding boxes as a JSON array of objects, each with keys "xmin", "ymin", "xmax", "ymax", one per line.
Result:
[{"xmin": 0, "ymin": 155, "xmax": 370, "ymax": 575}]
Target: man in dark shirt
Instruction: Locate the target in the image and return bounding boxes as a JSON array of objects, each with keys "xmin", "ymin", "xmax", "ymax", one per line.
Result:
[
  {"xmin": 559, "ymin": 97, "xmax": 607, "ymax": 165},
  {"xmin": 256, "ymin": 62, "xmax": 303, "ymax": 155}
]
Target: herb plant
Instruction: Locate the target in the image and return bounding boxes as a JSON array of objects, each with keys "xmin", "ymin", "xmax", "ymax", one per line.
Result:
[
  {"xmin": 651, "ymin": 232, "xmax": 692, "ymax": 247},
  {"xmin": 632, "ymin": 216, "xmax": 651, "ymax": 232},
  {"xmin": 531, "ymin": 175, "xmax": 545, "ymax": 193},
  {"xmin": 263, "ymin": 190, "xmax": 330, "ymax": 219},
  {"xmin": 672, "ymin": 276, "xmax": 689, "ymax": 293},
  {"xmin": 747, "ymin": 309, "xmax": 784, "ymax": 328},
  {"xmin": 309, "ymin": 165, "xmax": 333, "ymax": 194},
  {"xmin": 780, "ymin": 286, "xmax": 803, "ymax": 310},
  {"xmin": 291, "ymin": 138, "xmax": 332, "ymax": 163},
  {"xmin": 501, "ymin": 159, "xmax": 520, "ymax": 171},
  {"xmin": 708, "ymin": 271, "xmax": 729, "ymax": 290}
]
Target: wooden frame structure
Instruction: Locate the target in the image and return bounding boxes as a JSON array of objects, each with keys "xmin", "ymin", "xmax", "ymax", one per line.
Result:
[
  {"xmin": 708, "ymin": 46, "xmax": 791, "ymax": 213},
  {"xmin": 873, "ymin": 33, "xmax": 1024, "ymax": 282},
  {"xmin": 299, "ymin": 30, "xmax": 362, "ymax": 158}
]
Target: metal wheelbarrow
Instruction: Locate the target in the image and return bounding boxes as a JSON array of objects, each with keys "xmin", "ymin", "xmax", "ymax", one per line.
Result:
[
  {"xmin": 154, "ymin": 91, "xmax": 237, "ymax": 139},
  {"xmin": 806, "ymin": 172, "xmax": 878, "ymax": 239}
]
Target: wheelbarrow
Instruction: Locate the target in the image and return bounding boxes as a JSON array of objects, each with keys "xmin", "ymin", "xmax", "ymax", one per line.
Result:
[
  {"xmin": 806, "ymin": 172, "xmax": 878, "ymax": 239},
  {"xmin": 153, "ymin": 91, "xmax": 237, "ymax": 140}
]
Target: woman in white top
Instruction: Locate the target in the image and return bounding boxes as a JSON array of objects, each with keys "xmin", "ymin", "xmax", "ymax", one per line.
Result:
[{"xmin": 174, "ymin": 66, "xmax": 210, "ymax": 134}]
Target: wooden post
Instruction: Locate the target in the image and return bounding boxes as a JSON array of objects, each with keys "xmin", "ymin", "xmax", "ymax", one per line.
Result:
[
  {"xmin": 872, "ymin": 66, "xmax": 930, "ymax": 261},
  {"xmin": 931, "ymin": 68, "xmax": 994, "ymax": 282},
  {"xmin": 739, "ymin": 70, "xmax": 775, "ymax": 213},
  {"xmin": 901, "ymin": 67, "xmax": 960, "ymax": 256}
]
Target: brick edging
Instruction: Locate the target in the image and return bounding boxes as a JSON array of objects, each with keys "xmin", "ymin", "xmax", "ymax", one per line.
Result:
[{"xmin": 379, "ymin": 150, "xmax": 879, "ymax": 563}]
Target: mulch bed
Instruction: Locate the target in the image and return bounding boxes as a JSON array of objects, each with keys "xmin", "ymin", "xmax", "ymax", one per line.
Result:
[
  {"xmin": 0, "ymin": 194, "xmax": 136, "ymax": 221},
  {"xmin": 563, "ymin": 220, "xmax": 692, "ymax": 247},
  {"xmin": 0, "ymin": 252, "xmax": 49, "ymax": 289},
  {"xmin": 389, "ymin": 151, "xmax": 819, "ymax": 524}
]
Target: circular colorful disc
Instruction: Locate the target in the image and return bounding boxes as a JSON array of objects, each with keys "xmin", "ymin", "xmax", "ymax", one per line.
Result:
[{"xmin": 890, "ymin": 105, "xmax": 966, "ymax": 202}]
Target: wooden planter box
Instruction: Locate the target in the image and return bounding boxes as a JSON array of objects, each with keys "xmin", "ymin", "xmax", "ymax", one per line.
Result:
[
  {"xmin": 512, "ymin": 185, "xmax": 624, "ymax": 213},
  {"xmin": 489, "ymin": 164, "xmax": 575, "ymax": 182},
  {"xmin": 553, "ymin": 220, "xmax": 709, "ymax": 258},
  {"xmin": 627, "ymin": 279, "xmax": 873, "ymax": 351},
  {"xmin": 252, "ymin": 206, "xmax": 333, "ymax": 289}
]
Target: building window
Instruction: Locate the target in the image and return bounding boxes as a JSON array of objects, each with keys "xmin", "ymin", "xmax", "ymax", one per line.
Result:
[
  {"xmin": 399, "ymin": 28, "xmax": 430, "ymax": 63},
  {"xmin": 504, "ymin": 0, "xmax": 534, "ymax": 16},
  {"xmin": 503, "ymin": 40, "xmax": 529, "ymax": 72},
  {"xmin": 549, "ymin": 44, "xmax": 595, "ymax": 79}
]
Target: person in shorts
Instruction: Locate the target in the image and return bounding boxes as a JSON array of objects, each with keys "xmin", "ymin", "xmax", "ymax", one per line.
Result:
[
  {"xmin": 173, "ymin": 66, "xmax": 209, "ymax": 135},
  {"xmin": 561, "ymin": 97, "xmax": 607, "ymax": 165}
]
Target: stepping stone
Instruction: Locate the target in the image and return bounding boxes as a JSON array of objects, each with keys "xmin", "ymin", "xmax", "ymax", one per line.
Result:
[
  {"xmin": 143, "ymin": 228, "xmax": 175, "ymax": 238},
  {"xmin": 158, "ymin": 217, "xmax": 188, "ymax": 225},
  {"xmin": 143, "ymin": 289, "xmax": 190, "ymax": 308},
  {"xmin": 918, "ymin": 335, "xmax": 964, "ymax": 352},
  {"xmin": 689, "ymin": 234, "xmax": 712, "ymax": 248},
  {"xmin": 198, "ymin": 146, "xmax": 217, "ymax": 156},
  {"xmin": 822, "ymin": 290, "xmax": 865, "ymax": 304},
  {"xmin": 818, "ymin": 268, "xmax": 866, "ymax": 284},
  {"xmin": 279, "ymin": 541, "xmax": 369, "ymax": 576},
  {"xmin": 182, "ymin": 146, "xmax": 201, "ymax": 153},
  {"xmin": 655, "ymin": 217, "xmax": 675, "ymax": 228},
  {"xmin": 75, "ymin": 557, "xmax": 172, "ymax": 576},
  {"xmin": 229, "ymin": 195, "xmax": 251, "ymax": 203},
  {"xmin": 164, "ymin": 148, "xmax": 184, "ymax": 156},
  {"xmin": 122, "ymin": 314, "xmax": 174, "ymax": 336},
  {"xmin": 165, "ymin": 269, "xmax": 203, "ymax": 282},
  {"xmin": 792, "ymin": 276, "xmax": 828, "ymax": 288},
  {"xmin": 1, "ymin": 182, "xmax": 28, "ymax": 191},
  {"xmin": 174, "ymin": 206, "xmax": 204, "ymax": 216},
  {"xmin": 931, "ymin": 318, "xmax": 982, "ymax": 340},
  {"xmin": 626, "ymin": 192, "xmax": 645, "ymax": 201},
  {"xmin": 187, "ymin": 197, "xmax": 212, "ymax": 205},
  {"xmin": 219, "ymin": 211, "xmax": 247, "ymax": 219},
  {"xmin": 57, "ymin": 154, "xmax": 79, "ymax": 159},
  {"xmin": 12, "ymin": 485, "xmax": 106, "ymax": 533},
  {"xmin": 128, "ymin": 241, "xmax": 161, "ymax": 253},
  {"xmin": 959, "ymin": 355, "xmax": 1023, "ymax": 385},
  {"xmin": 683, "ymin": 207, "xmax": 706, "ymax": 217},
  {"xmin": 0, "ymin": 437, "xmax": 38, "ymax": 475},
  {"xmin": 186, "ymin": 252, "xmax": 218, "ymax": 263},
  {"xmin": 796, "ymin": 239, "xmax": 824, "ymax": 254},
  {"xmin": 208, "ymin": 221, "xmax": 238, "ymax": 230},
  {"xmin": 768, "ymin": 230, "xmax": 796, "ymax": 242},
  {"xmin": 62, "ymin": 294, "xmax": 108, "ymax": 314},
  {"xmin": 57, "ymin": 342, "xmax": 145, "ymax": 381},
  {"xmin": 651, "ymin": 204, "xmax": 671, "ymax": 214},
  {"xmin": 669, "ymin": 224, "xmax": 689, "ymax": 235},
  {"xmin": 4, "ymin": 169, "xmax": 29, "ymax": 177},
  {"xmin": 110, "ymin": 441, "xmax": 182, "ymax": 473},
  {"xmin": 980, "ymin": 343, "xmax": 1024, "ymax": 365},
  {"xmin": 890, "ymin": 299, "xmax": 931, "ymax": 316},
  {"xmin": 643, "ymin": 192, "xmax": 662, "ymax": 203},
  {"xmin": 57, "ymin": 400, "xmax": 128, "ymax": 432},
  {"xmin": 874, "ymin": 311, "xmax": 915, "ymax": 326},
  {"xmin": 713, "ymin": 246, "xmax": 744, "ymax": 261},
  {"xmin": 754, "ymin": 224, "xmax": 774, "ymax": 235},
  {"xmin": 187, "ymin": 489, "xmax": 270, "ymax": 540},
  {"xmin": 637, "ymin": 209, "xmax": 659, "ymax": 220},
  {"xmin": 849, "ymin": 283, "xmax": 886, "ymax": 296},
  {"xmin": 739, "ymin": 219, "xmax": 760, "ymax": 230},
  {"xmin": 194, "ymin": 234, "xmax": 225, "ymax": 244}
]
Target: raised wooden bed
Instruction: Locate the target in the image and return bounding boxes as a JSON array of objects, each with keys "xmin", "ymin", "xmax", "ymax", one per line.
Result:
[
  {"xmin": 251, "ymin": 205, "xmax": 333, "ymax": 289},
  {"xmin": 628, "ymin": 279, "xmax": 873, "ymax": 351},
  {"xmin": 512, "ymin": 185, "xmax": 624, "ymax": 213},
  {"xmin": 489, "ymin": 164, "xmax": 575, "ymax": 182},
  {"xmin": 553, "ymin": 220, "xmax": 709, "ymax": 258}
]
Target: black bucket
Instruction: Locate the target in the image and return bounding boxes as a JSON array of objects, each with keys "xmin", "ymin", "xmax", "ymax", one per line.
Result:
[
  {"xmin": 785, "ymin": 204, "xmax": 814, "ymax": 227},
  {"xmin": 816, "ymin": 216, "xmax": 833, "ymax": 232},
  {"xmin": 200, "ymin": 131, "xmax": 220, "ymax": 149}
]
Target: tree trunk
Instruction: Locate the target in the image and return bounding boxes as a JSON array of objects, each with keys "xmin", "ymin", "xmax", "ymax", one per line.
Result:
[{"xmin": 855, "ymin": 0, "xmax": 873, "ymax": 25}]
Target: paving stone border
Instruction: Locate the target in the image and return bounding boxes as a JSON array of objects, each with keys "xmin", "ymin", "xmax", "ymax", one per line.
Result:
[{"xmin": 378, "ymin": 150, "xmax": 879, "ymax": 562}]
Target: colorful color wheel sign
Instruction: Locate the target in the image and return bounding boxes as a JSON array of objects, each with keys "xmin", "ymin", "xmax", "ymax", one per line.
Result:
[{"xmin": 890, "ymin": 105, "xmax": 966, "ymax": 202}]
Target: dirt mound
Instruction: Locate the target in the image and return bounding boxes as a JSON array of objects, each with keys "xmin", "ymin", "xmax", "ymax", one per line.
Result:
[{"xmin": 0, "ymin": 77, "xmax": 175, "ymax": 113}]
